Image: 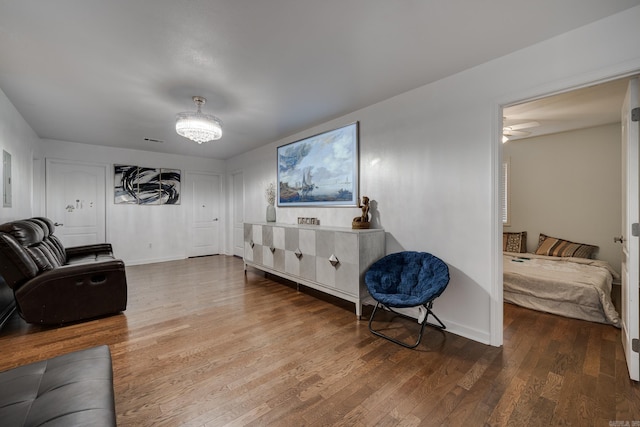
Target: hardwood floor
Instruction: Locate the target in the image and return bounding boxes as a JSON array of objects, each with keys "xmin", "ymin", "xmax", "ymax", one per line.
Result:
[{"xmin": 1, "ymin": 255, "xmax": 638, "ymax": 426}]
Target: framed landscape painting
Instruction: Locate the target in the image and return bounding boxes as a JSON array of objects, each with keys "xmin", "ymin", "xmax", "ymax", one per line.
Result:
[{"xmin": 277, "ymin": 122, "xmax": 359, "ymax": 207}]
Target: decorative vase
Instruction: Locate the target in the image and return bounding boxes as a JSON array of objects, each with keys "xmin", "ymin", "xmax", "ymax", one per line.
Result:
[{"xmin": 266, "ymin": 204, "xmax": 276, "ymax": 222}]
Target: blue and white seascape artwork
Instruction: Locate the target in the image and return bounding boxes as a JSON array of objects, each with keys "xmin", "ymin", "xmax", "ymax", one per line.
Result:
[{"xmin": 278, "ymin": 122, "xmax": 358, "ymax": 207}]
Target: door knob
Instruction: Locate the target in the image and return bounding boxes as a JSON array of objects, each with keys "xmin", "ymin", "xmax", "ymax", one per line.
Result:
[
  {"xmin": 614, "ymin": 235, "xmax": 624, "ymax": 243},
  {"xmin": 54, "ymin": 222, "xmax": 64, "ymax": 226}
]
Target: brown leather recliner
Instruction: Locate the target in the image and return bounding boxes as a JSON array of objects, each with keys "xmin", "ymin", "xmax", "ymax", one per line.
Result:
[{"xmin": 0, "ymin": 217, "xmax": 127, "ymax": 325}]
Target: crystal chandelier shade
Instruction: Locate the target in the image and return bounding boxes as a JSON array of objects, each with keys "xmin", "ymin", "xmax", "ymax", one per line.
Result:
[{"xmin": 175, "ymin": 96, "xmax": 222, "ymax": 144}]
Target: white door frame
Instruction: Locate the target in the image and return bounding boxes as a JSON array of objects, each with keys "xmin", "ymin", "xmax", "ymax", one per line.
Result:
[
  {"xmin": 230, "ymin": 169, "xmax": 244, "ymax": 257},
  {"xmin": 491, "ymin": 66, "xmax": 640, "ymax": 347}
]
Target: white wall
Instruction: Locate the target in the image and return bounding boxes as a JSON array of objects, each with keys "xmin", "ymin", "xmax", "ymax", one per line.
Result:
[
  {"xmin": 504, "ymin": 124, "xmax": 622, "ymax": 271},
  {"xmin": 0, "ymin": 88, "xmax": 39, "ymax": 222},
  {"xmin": 226, "ymin": 6, "xmax": 640, "ymax": 345},
  {"xmin": 37, "ymin": 139, "xmax": 226, "ymax": 265}
]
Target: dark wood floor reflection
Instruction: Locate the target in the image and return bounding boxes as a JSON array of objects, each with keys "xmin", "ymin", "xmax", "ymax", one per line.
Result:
[{"xmin": 1, "ymin": 255, "xmax": 638, "ymax": 426}]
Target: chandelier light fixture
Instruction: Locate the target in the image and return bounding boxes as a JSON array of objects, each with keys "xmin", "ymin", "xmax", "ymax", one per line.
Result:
[{"xmin": 175, "ymin": 96, "xmax": 222, "ymax": 143}]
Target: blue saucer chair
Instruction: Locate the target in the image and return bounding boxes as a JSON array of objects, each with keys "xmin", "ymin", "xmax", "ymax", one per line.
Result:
[{"xmin": 365, "ymin": 251, "xmax": 450, "ymax": 348}]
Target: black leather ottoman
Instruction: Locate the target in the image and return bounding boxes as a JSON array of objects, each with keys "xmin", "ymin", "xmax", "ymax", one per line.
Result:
[{"xmin": 0, "ymin": 345, "xmax": 116, "ymax": 426}]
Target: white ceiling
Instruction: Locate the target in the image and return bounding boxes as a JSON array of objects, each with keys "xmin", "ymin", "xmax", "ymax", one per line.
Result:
[
  {"xmin": 503, "ymin": 77, "xmax": 634, "ymax": 141},
  {"xmin": 1, "ymin": 1, "xmax": 639, "ymax": 160}
]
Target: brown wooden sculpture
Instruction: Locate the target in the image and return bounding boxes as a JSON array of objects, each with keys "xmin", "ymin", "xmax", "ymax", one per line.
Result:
[{"xmin": 352, "ymin": 196, "xmax": 370, "ymax": 229}]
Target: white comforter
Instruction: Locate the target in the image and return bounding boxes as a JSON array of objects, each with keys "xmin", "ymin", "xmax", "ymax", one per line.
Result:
[{"xmin": 503, "ymin": 252, "xmax": 621, "ymax": 327}]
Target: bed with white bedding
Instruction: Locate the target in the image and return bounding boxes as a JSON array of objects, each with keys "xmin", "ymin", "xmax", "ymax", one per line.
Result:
[{"xmin": 503, "ymin": 252, "xmax": 621, "ymax": 327}]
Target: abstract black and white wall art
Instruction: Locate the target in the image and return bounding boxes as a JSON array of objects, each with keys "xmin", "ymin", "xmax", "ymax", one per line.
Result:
[
  {"xmin": 114, "ymin": 165, "xmax": 181, "ymax": 205},
  {"xmin": 114, "ymin": 165, "xmax": 139, "ymax": 204},
  {"xmin": 158, "ymin": 168, "xmax": 181, "ymax": 205}
]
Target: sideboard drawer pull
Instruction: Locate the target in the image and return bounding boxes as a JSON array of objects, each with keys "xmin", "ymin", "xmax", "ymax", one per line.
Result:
[{"xmin": 329, "ymin": 254, "xmax": 340, "ymax": 267}]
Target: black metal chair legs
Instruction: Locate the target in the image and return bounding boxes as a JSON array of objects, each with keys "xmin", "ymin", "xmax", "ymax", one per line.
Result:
[{"xmin": 367, "ymin": 301, "xmax": 446, "ymax": 349}]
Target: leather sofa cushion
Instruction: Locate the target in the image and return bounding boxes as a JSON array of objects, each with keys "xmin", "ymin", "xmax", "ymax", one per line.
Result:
[
  {"xmin": 0, "ymin": 234, "xmax": 39, "ymax": 284},
  {"xmin": 29, "ymin": 217, "xmax": 55, "ymax": 236},
  {"xmin": 26, "ymin": 244, "xmax": 62, "ymax": 272},
  {"xmin": 0, "ymin": 220, "xmax": 44, "ymax": 247},
  {"xmin": 43, "ymin": 235, "xmax": 66, "ymax": 264},
  {"xmin": 0, "ymin": 219, "xmax": 67, "ymax": 274},
  {"xmin": 29, "ymin": 219, "xmax": 66, "ymax": 263},
  {"xmin": 0, "ymin": 219, "xmax": 68, "ymax": 274},
  {"xmin": 0, "ymin": 345, "xmax": 116, "ymax": 427}
]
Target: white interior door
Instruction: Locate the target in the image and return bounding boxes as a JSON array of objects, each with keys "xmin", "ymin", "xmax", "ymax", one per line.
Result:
[
  {"xmin": 232, "ymin": 171, "xmax": 244, "ymax": 257},
  {"xmin": 188, "ymin": 172, "xmax": 220, "ymax": 257},
  {"xmin": 621, "ymin": 77, "xmax": 639, "ymax": 381},
  {"xmin": 45, "ymin": 159, "xmax": 106, "ymax": 247}
]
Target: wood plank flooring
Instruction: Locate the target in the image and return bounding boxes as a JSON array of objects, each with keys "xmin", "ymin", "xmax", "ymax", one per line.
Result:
[{"xmin": 1, "ymin": 255, "xmax": 639, "ymax": 426}]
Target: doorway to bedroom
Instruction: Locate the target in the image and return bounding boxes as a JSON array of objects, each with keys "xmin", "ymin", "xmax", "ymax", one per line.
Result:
[
  {"xmin": 502, "ymin": 77, "xmax": 628, "ymax": 282},
  {"xmin": 499, "ymin": 74, "xmax": 640, "ymax": 379}
]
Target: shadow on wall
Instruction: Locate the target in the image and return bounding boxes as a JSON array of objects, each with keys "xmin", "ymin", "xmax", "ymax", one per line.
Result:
[
  {"xmin": 384, "ymin": 232, "xmax": 405, "ymax": 255},
  {"xmin": 369, "ymin": 199, "xmax": 381, "ymax": 229}
]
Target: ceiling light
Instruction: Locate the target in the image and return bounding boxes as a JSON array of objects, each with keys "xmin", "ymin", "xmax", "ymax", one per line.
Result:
[{"xmin": 175, "ymin": 96, "xmax": 222, "ymax": 143}]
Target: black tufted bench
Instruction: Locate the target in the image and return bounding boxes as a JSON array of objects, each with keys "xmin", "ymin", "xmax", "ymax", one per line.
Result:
[{"xmin": 0, "ymin": 345, "xmax": 117, "ymax": 426}]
